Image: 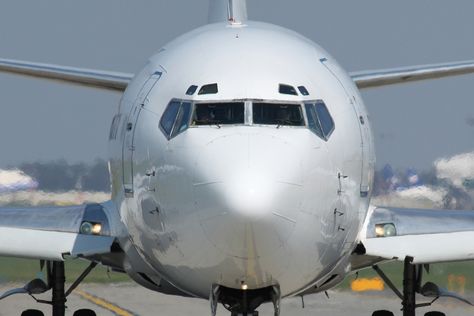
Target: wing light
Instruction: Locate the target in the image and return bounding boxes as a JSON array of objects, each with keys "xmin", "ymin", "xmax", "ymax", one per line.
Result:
[
  {"xmin": 80, "ymin": 221, "xmax": 103, "ymax": 235},
  {"xmin": 375, "ymin": 223, "xmax": 397, "ymax": 238}
]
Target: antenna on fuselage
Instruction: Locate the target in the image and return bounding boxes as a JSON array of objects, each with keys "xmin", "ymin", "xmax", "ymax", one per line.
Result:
[{"xmin": 208, "ymin": 0, "xmax": 248, "ymax": 24}]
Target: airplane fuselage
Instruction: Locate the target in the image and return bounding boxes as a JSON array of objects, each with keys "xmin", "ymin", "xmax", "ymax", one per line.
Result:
[{"xmin": 108, "ymin": 21, "xmax": 375, "ymax": 298}]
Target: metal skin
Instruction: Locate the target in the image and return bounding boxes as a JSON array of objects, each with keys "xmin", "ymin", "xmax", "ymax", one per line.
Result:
[{"xmin": 107, "ymin": 21, "xmax": 375, "ymax": 299}]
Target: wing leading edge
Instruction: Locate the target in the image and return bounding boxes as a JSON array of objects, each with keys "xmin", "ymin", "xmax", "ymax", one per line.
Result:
[
  {"xmin": 3, "ymin": 57, "xmax": 473, "ymax": 92},
  {"xmin": 351, "ymin": 60, "xmax": 474, "ymax": 89},
  {"xmin": 0, "ymin": 58, "xmax": 133, "ymax": 91},
  {"xmin": 358, "ymin": 206, "xmax": 474, "ymax": 265}
]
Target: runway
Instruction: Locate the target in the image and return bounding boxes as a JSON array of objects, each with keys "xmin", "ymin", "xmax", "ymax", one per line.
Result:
[{"xmin": 1, "ymin": 283, "xmax": 473, "ymax": 315}]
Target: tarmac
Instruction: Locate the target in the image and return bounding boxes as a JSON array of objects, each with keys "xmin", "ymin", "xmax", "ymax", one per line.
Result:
[{"xmin": 0, "ymin": 283, "xmax": 473, "ymax": 316}]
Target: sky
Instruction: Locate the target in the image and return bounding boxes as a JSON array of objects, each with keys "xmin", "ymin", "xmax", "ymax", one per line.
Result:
[{"xmin": 0, "ymin": 0, "xmax": 473, "ymax": 170}]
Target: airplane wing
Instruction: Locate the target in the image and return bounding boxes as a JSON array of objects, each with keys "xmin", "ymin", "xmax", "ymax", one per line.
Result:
[
  {"xmin": 0, "ymin": 202, "xmax": 118, "ymax": 262},
  {"xmin": 357, "ymin": 205, "xmax": 474, "ymax": 265},
  {"xmin": 0, "ymin": 58, "xmax": 134, "ymax": 91},
  {"xmin": 3, "ymin": 58, "xmax": 473, "ymax": 92},
  {"xmin": 351, "ymin": 60, "xmax": 474, "ymax": 89}
]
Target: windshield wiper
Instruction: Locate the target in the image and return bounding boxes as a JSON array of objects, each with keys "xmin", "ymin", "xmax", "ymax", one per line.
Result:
[
  {"xmin": 276, "ymin": 119, "xmax": 294, "ymax": 129},
  {"xmin": 193, "ymin": 119, "xmax": 221, "ymax": 128}
]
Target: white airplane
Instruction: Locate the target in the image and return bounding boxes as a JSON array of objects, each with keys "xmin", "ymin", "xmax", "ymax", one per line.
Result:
[
  {"xmin": 1, "ymin": 1, "xmax": 474, "ymax": 316},
  {"xmin": 0, "ymin": 170, "xmax": 38, "ymax": 193}
]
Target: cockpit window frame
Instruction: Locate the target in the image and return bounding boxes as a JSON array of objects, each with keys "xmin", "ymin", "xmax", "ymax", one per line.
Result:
[
  {"xmin": 198, "ymin": 83, "xmax": 219, "ymax": 95},
  {"xmin": 250, "ymin": 100, "xmax": 307, "ymax": 128},
  {"xmin": 304, "ymin": 100, "xmax": 335, "ymax": 141},
  {"xmin": 159, "ymin": 100, "xmax": 181, "ymax": 140},
  {"xmin": 159, "ymin": 98, "xmax": 333, "ymax": 141},
  {"xmin": 190, "ymin": 100, "xmax": 248, "ymax": 127},
  {"xmin": 159, "ymin": 98, "xmax": 194, "ymax": 140},
  {"xmin": 171, "ymin": 101, "xmax": 193, "ymax": 138}
]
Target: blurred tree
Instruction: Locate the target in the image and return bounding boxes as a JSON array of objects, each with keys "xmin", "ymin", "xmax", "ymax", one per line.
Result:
[
  {"xmin": 83, "ymin": 159, "xmax": 110, "ymax": 192},
  {"xmin": 15, "ymin": 159, "xmax": 109, "ymax": 192}
]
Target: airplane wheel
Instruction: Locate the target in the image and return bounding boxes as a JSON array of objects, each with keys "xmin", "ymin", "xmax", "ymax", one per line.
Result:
[
  {"xmin": 73, "ymin": 309, "xmax": 97, "ymax": 316},
  {"xmin": 372, "ymin": 310, "xmax": 394, "ymax": 316},
  {"xmin": 21, "ymin": 310, "xmax": 44, "ymax": 316},
  {"xmin": 425, "ymin": 312, "xmax": 446, "ymax": 316}
]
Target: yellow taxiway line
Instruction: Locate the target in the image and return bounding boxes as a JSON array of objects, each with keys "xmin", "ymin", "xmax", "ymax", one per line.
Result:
[{"xmin": 75, "ymin": 290, "xmax": 134, "ymax": 316}]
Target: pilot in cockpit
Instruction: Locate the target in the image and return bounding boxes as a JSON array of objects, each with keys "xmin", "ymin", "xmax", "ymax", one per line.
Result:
[{"xmin": 196, "ymin": 107, "xmax": 215, "ymax": 124}]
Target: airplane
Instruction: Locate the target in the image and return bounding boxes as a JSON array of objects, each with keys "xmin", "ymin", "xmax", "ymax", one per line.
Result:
[
  {"xmin": 0, "ymin": 170, "xmax": 38, "ymax": 194},
  {"xmin": 0, "ymin": 1, "xmax": 474, "ymax": 315}
]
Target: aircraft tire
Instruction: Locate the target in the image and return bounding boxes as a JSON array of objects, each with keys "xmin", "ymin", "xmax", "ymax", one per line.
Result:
[
  {"xmin": 424, "ymin": 312, "xmax": 446, "ymax": 316},
  {"xmin": 21, "ymin": 310, "xmax": 44, "ymax": 316},
  {"xmin": 73, "ymin": 309, "xmax": 97, "ymax": 316},
  {"xmin": 372, "ymin": 310, "xmax": 394, "ymax": 316}
]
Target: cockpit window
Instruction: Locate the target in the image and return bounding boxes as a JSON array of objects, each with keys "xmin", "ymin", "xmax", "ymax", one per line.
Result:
[
  {"xmin": 160, "ymin": 100, "xmax": 180, "ymax": 138},
  {"xmin": 315, "ymin": 101, "xmax": 335, "ymax": 137},
  {"xmin": 172, "ymin": 102, "xmax": 192, "ymax": 138},
  {"xmin": 198, "ymin": 83, "xmax": 218, "ymax": 95},
  {"xmin": 304, "ymin": 104, "xmax": 324, "ymax": 138},
  {"xmin": 186, "ymin": 85, "xmax": 198, "ymax": 95},
  {"xmin": 160, "ymin": 98, "xmax": 333, "ymax": 139},
  {"xmin": 253, "ymin": 103, "xmax": 305, "ymax": 126},
  {"xmin": 160, "ymin": 100, "xmax": 193, "ymax": 140},
  {"xmin": 192, "ymin": 102, "xmax": 245, "ymax": 126},
  {"xmin": 279, "ymin": 84, "xmax": 298, "ymax": 96},
  {"xmin": 304, "ymin": 100, "xmax": 335, "ymax": 140},
  {"xmin": 298, "ymin": 86, "xmax": 310, "ymax": 96}
]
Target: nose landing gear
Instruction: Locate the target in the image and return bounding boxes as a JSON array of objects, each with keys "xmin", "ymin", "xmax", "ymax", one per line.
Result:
[{"xmin": 210, "ymin": 284, "xmax": 281, "ymax": 316}]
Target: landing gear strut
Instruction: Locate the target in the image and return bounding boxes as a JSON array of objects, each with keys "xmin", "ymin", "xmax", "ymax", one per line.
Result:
[
  {"xmin": 20, "ymin": 262, "xmax": 68, "ymax": 316},
  {"xmin": 51, "ymin": 262, "xmax": 66, "ymax": 316},
  {"xmin": 374, "ymin": 256, "xmax": 424, "ymax": 316},
  {"xmin": 46, "ymin": 261, "xmax": 98, "ymax": 315},
  {"xmin": 402, "ymin": 257, "xmax": 416, "ymax": 316},
  {"xmin": 373, "ymin": 256, "xmax": 445, "ymax": 316},
  {"xmin": 10, "ymin": 261, "xmax": 98, "ymax": 316}
]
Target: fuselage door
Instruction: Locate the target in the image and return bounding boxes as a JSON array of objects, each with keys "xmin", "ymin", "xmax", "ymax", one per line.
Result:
[
  {"xmin": 123, "ymin": 71, "xmax": 162, "ymax": 197},
  {"xmin": 320, "ymin": 58, "xmax": 373, "ymax": 195}
]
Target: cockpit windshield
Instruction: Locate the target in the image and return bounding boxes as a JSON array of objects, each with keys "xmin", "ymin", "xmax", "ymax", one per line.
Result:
[
  {"xmin": 253, "ymin": 103, "xmax": 305, "ymax": 126},
  {"xmin": 192, "ymin": 102, "xmax": 245, "ymax": 126},
  {"xmin": 160, "ymin": 98, "xmax": 334, "ymax": 141}
]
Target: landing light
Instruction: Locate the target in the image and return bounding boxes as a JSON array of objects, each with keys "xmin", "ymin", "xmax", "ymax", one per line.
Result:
[
  {"xmin": 80, "ymin": 222, "xmax": 102, "ymax": 235},
  {"xmin": 375, "ymin": 223, "xmax": 397, "ymax": 238},
  {"xmin": 91, "ymin": 223, "xmax": 102, "ymax": 235},
  {"xmin": 241, "ymin": 282, "xmax": 248, "ymax": 291}
]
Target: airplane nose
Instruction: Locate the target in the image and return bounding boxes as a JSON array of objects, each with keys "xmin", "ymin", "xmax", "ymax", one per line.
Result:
[{"xmin": 193, "ymin": 132, "xmax": 303, "ymax": 260}]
